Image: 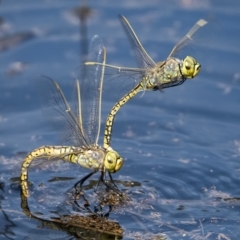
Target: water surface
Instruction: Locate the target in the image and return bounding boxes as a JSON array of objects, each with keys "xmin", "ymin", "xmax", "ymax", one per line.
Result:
[{"xmin": 0, "ymin": 0, "xmax": 240, "ymax": 239}]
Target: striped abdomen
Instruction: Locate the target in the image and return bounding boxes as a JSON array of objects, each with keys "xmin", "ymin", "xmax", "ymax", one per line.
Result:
[
  {"xmin": 104, "ymin": 84, "xmax": 143, "ymax": 149},
  {"xmin": 20, "ymin": 145, "xmax": 105, "ymax": 197}
]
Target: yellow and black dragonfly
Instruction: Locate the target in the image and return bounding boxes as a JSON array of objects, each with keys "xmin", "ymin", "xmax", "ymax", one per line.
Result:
[
  {"xmin": 20, "ymin": 36, "xmax": 124, "ymax": 197},
  {"xmin": 84, "ymin": 15, "xmax": 208, "ymax": 149}
]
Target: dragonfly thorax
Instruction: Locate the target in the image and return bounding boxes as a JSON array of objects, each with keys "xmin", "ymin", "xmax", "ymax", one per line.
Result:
[
  {"xmin": 75, "ymin": 147, "xmax": 105, "ymax": 170},
  {"xmin": 145, "ymin": 58, "xmax": 185, "ymax": 90}
]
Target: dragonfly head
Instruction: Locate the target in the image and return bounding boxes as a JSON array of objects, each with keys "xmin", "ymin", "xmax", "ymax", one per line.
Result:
[
  {"xmin": 181, "ymin": 56, "xmax": 201, "ymax": 78},
  {"xmin": 104, "ymin": 149, "xmax": 124, "ymax": 173}
]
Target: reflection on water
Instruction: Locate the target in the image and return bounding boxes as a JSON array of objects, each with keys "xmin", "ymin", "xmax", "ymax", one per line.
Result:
[
  {"xmin": 20, "ymin": 189, "xmax": 124, "ymax": 239},
  {"xmin": 0, "ymin": 31, "xmax": 35, "ymax": 52},
  {"xmin": 70, "ymin": 2, "xmax": 92, "ymax": 67},
  {"xmin": 0, "ymin": 182, "xmax": 15, "ymax": 240},
  {"xmin": 6, "ymin": 61, "xmax": 28, "ymax": 76},
  {"xmin": 1, "ymin": 159, "xmax": 240, "ymax": 239},
  {"xmin": 18, "ymin": 171, "xmax": 240, "ymax": 239},
  {"xmin": 1, "ymin": 0, "xmax": 240, "ymax": 239}
]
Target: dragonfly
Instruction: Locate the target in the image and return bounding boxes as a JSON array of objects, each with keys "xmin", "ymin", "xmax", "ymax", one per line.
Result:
[
  {"xmin": 84, "ymin": 15, "xmax": 208, "ymax": 149},
  {"xmin": 20, "ymin": 37, "xmax": 124, "ymax": 198}
]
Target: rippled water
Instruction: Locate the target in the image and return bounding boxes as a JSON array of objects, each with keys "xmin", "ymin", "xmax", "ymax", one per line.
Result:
[{"xmin": 0, "ymin": 0, "xmax": 240, "ymax": 239}]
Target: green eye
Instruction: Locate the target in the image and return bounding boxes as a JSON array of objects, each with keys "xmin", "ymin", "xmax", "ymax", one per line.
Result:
[
  {"xmin": 181, "ymin": 56, "xmax": 201, "ymax": 78},
  {"xmin": 104, "ymin": 150, "xmax": 124, "ymax": 173}
]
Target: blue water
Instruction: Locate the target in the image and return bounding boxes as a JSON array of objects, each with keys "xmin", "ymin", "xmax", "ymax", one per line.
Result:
[{"xmin": 0, "ymin": 0, "xmax": 240, "ymax": 239}]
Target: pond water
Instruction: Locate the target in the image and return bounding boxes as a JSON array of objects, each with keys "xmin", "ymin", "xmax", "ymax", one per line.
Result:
[{"xmin": 0, "ymin": 0, "xmax": 240, "ymax": 239}]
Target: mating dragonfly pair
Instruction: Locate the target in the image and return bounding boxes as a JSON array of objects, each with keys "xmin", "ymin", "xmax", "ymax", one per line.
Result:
[{"xmin": 20, "ymin": 15, "xmax": 208, "ymax": 197}]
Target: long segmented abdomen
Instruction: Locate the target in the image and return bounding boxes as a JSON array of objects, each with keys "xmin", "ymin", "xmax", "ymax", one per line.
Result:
[
  {"xmin": 20, "ymin": 145, "xmax": 85, "ymax": 197},
  {"xmin": 104, "ymin": 84, "xmax": 143, "ymax": 149}
]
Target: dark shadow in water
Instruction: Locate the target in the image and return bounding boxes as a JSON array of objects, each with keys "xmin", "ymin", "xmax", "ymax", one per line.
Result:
[
  {"xmin": 0, "ymin": 182, "xmax": 16, "ymax": 240},
  {"xmin": 71, "ymin": 0, "xmax": 92, "ymax": 72},
  {"xmin": 8, "ymin": 159, "xmax": 240, "ymax": 240},
  {"xmin": 71, "ymin": 1, "xmax": 92, "ymax": 61},
  {"xmin": 20, "ymin": 182, "xmax": 125, "ymax": 239}
]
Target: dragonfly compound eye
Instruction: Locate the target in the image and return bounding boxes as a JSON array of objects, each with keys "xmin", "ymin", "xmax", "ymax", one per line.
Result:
[
  {"xmin": 104, "ymin": 150, "xmax": 124, "ymax": 173},
  {"xmin": 182, "ymin": 56, "xmax": 201, "ymax": 79},
  {"xmin": 104, "ymin": 151, "xmax": 116, "ymax": 172},
  {"xmin": 107, "ymin": 157, "xmax": 113, "ymax": 164}
]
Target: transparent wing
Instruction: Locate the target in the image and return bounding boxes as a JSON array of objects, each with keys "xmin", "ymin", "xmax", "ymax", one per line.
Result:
[
  {"xmin": 119, "ymin": 15, "xmax": 156, "ymax": 69},
  {"xmin": 37, "ymin": 75, "xmax": 88, "ymax": 147},
  {"xmin": 84, "ymin": 62, "xmax": 146, "ymax": 102},
  {"xmin": 168, "ymin": 19, "xmax": 208, "ymax": 59},
  {"xmin": 77, "ymin": 35, "xmax": 106, "ymax": 145},
  {"xmin": 23, "ymin": 156, "xmax": 69, "ymax": 171},
  {"xmin": 75, "ymin": 80, "xmax": 84, "ymax": 138}
]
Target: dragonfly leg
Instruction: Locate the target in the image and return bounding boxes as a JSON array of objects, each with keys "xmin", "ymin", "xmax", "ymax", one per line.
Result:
[
  {"xmin": 74, "ymin": 170, "xmax": 97, "ymax": 192},
  {"xmin": 108, "ymin": 172, "xmax": 120, "ymax": 191},
  {"xmin": 93, "ymin": 171, "xmax": 109, "ymax": 194},
  {"xmin": 101, "ymin": 172, "xmax": 122, "ymax": 196},
  {"xmin": 107, "ymin": 172, "xmax": 132, "ymax": 201},
  {"xmin": 94, "ymin": 171, "xmax": 123, "ymax": 197}
]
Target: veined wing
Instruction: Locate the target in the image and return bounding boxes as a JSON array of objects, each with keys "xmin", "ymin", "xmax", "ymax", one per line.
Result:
[
  {"xmin": 168, "ymin": 19, "xmax": 208, "ymax": 59},
  {"xmin": 75, "ymin": 79, "xmax": 84, "ymax": 137},
  {"xmin": 37, "ymin": 75, "xmax": 88, "ymax": 147},
  {"xmin": 84, "ymin": 62, "xmax": 146, "ymax": 98},
  {"xmin": 77, "ymin": 35, "xmax": 106, "ymax": 145},
  {"xmin": 119, "ymin": 15, "xmax": 156, "ymax": 69}
]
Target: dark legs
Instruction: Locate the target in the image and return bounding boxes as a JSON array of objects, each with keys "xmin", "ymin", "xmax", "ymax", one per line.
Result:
[
  {"xmin": 108, "ymin": 172, "xmax": 120, "ymax": 190},
  {"xmin": 98, "ymin": 171, "xmax": 122, "ymax": 196},
  {"xmin": 74, "ymin": 170, "xmax": 122, "ymax": 196},
  {"xmin": 74, "ymin": 170, "xmax": 98, "ymax": 190}
]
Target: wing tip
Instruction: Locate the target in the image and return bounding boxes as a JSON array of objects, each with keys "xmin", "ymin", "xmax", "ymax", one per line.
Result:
[{"xmin": 198, "ymin": 19, "xmax": 208, "ymax": 27}]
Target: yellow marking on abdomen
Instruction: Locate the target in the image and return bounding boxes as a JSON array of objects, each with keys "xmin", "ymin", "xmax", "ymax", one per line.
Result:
[
  {"xmin": 20, "ymin": 145, "xmax": 78, "ymax": 197},
  {"xmin": 104, "ymin": 84, "xmax": 143, "ymax": 149}
]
